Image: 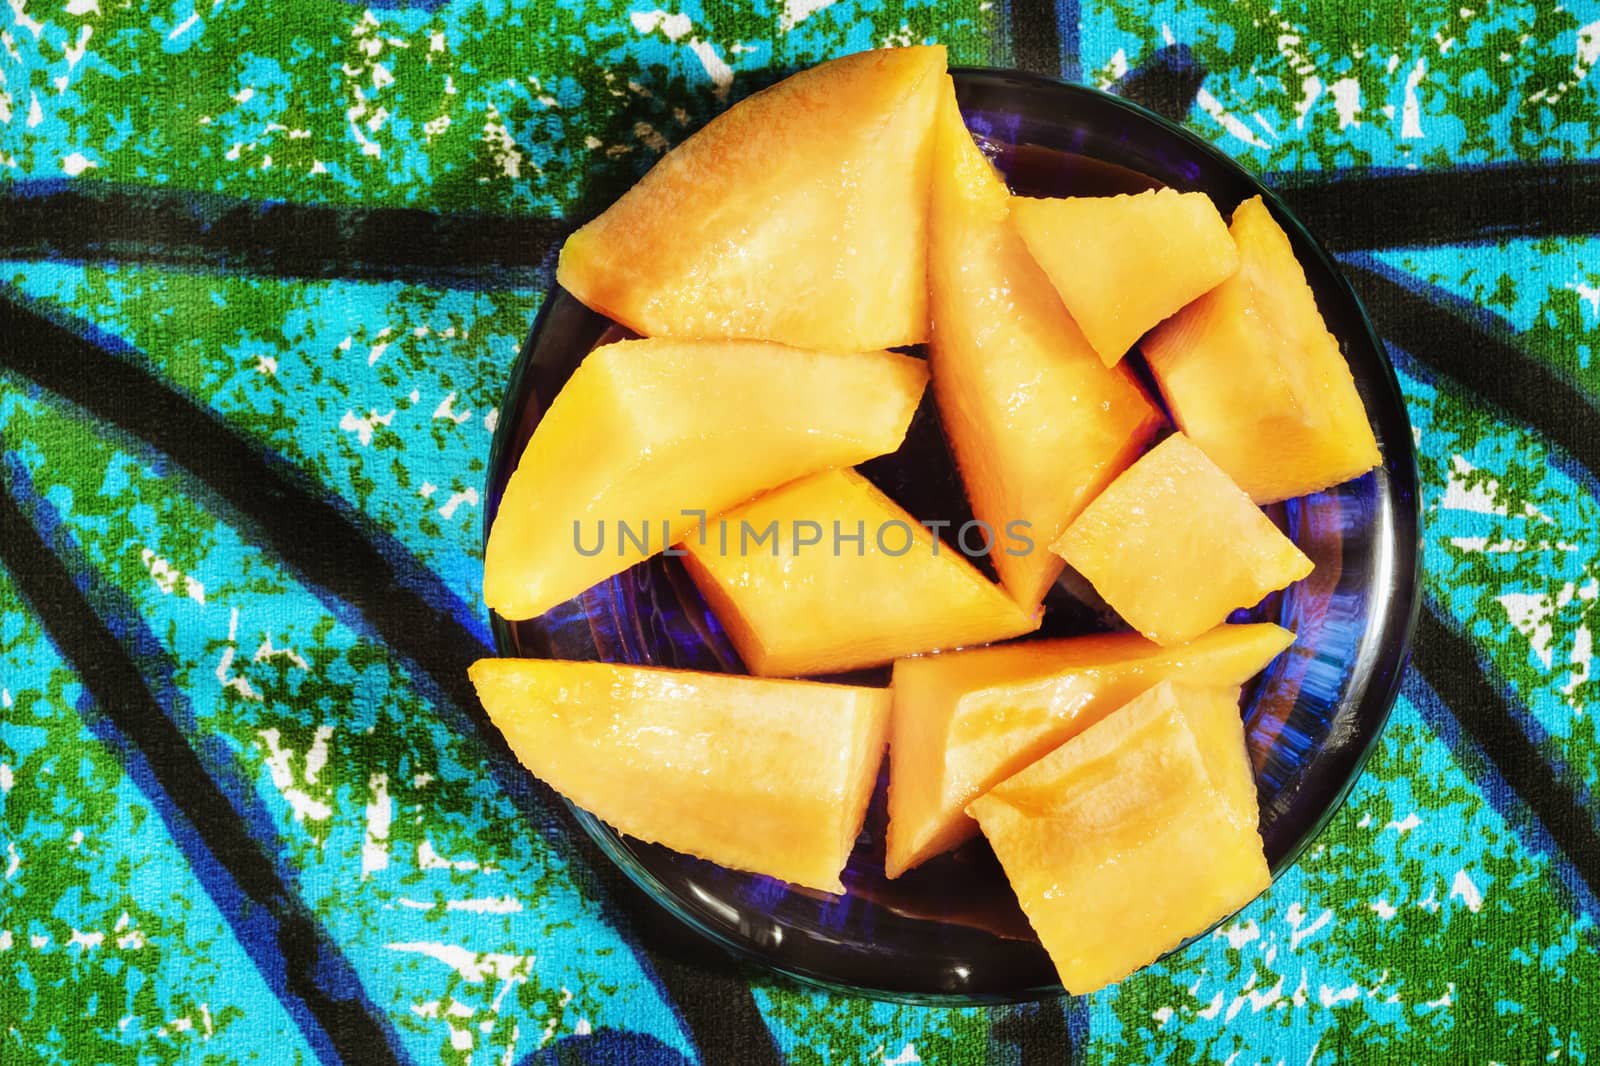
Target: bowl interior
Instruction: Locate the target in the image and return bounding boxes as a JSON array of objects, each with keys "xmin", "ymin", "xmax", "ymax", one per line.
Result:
[{"xmin": 484, "ymin": 69, "xmax": 1421, "ymax": 1003}]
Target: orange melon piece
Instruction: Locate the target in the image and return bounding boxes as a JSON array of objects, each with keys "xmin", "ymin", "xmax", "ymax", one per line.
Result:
[
  {"xmin": 680, "ymin": 468, "xmax": 1039, "ymax": 677},
  {"xmin": 484, "ymin": 338, "xmax": 927, "ymax": 620},
  {"xmin": 1053, "ymin": 433, "xmax": 1313, "ymax": 647},
  {"xmin": 927, "ymin": 78, "xmax": 1164, "ymax": 608},
  {"xmin": 468, "ymin": 658, "xmax": 890, "ymax": 893},
  {"xmin": 556, "ymin": 46, "xmax": 945, "ymax": 351},
  {"xmin": 885, "ymin": 622, "xmax": 1292, "ymax": 877},
  {"xmin": 1142, "ymin": 195, "xmax": 1381, "ymax": 503},
  {"xmin": 1010, "ymin": 188, "xmax": 1238, "ymax": 366},
  {"xmin": 968, "ymin": 681, "xmax": 1270, "ymax": 994}
]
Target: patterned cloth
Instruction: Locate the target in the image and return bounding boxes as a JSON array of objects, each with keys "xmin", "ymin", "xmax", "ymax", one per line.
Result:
[{"xmin": 2, "ymin": 1, "xmax": 1597, "ymax": 1062}]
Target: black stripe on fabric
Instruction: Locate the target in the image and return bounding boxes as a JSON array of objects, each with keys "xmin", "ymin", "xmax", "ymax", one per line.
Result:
[
  {"xmin": 1341, "ymin": 254, "xmax": 1600, "ymax": 485},
  {"xmin": 1108, "ymin": 44, "xmax": 1205, "ymax": 125},
  {"xmin": 0, "ymin": 476, "xmax": 406, "ymax": 1066},
  {"xmin": 1275, "ymin": 160, "xmax": 1600, "ymax": 252},
  {"xmin": 5, "ymin": 162, "xmax": 1600, "ymax": 296},
  {"xmin": 646, "ymin": 946, "xmax": 782, "ymax": 1066},
  {"xmin": 1007, "ymin": 0, "xmax": 1063, "ymax": 79},
  {"xmin": 1411, "ymin": 602, "xmax": 1600, "ymax": 899},
  {"xmin": 1400, "ymin": 671, "xmax": 1600, "ymax": 926},
  {"xmin": 989, "ymin": 997, "xmax": 1087, "ymax": 1064},
  {"xmin": 0, "ymin": 294, "xmax": 785, "ymax": 1066},
  {"xmin": 0, "ymin": 183, "xmax": 561, "ymax": 287},
  {"xmin": 1056, "ymin": 0, "xmax": 1082, "ymax": 83}
]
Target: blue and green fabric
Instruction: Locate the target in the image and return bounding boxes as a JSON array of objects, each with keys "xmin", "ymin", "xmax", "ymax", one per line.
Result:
[{"xmin": 2, "ymin": 0, "xmax": 1597, "ymax": 1062}]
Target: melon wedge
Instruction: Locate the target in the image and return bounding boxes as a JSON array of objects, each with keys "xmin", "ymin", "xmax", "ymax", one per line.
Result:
[
  {"xmin": 483, "ymin": 338, "xmax": 928, "ymax": 620},
  {"xmin": 927, "ymin": 77, "xmax": 1164, "ymax": 608},
  {"xmin": 556, "ymin": 46, "xmax": 945, "ymax": 350},
  {"xmin": 468, "ymin": 658, "xmax": 891, "ymax": 892},
  {"xmin": 1053, "ymin": 433, "xmax": 1313, "ymax": 647},
  {"xmin": 1010, "ymin": 188, "xmax": 1238, "ymax": 366},
  {"xmin": 885, "ymin": 622, "xmax": 1292, "ymax": 877},
  {"xmin": 1142, "ymin": 195, "xmax": 1381, "ymax": 503},
  {"xmin": 968, "ymin": 682, "xmax": 1270, "ymax": 994},
  {"xmin": 681, "ymin": 468, "xmax": 1039, "ymax": 677}
]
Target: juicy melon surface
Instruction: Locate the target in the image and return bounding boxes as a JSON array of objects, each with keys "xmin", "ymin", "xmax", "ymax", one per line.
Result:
[
  {"xmin": 1011, "ymin": 188, "xmax": 1238, "ymax": 366},
  {"xmin": 468, "ymin": 658, "xmax": 891, "ymax": 893},
  {"xmin": 967, "ymin": 681, "xmax": 1270, "ymax": 994},
  {"xmin": 681, "ymin": 468, "xmax": 1039, "ymax": 677},
  {"xmin": 556, "ymin": 46, "xmax": 946, "ymax": 350},
  {"xmin": 483, "ymin": 337, "xmax": 927, "ymax": 620},
  {"xmin": 1142, "ymin": 195, "xmax": 1381, "ymax": 503},
  {"xmin": 884, "ymin": 622, "xmax": 1292, "ymax": 877},
  {"xmin": 926, "ymin": 77, "xmax": 1164, "ymax": 608},
  {"xmin": 1053, "ymin": 433, "xmax": 1313, "ymax": 647}
]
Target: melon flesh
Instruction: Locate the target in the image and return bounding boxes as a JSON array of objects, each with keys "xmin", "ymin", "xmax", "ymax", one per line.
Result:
[
  {"xmin": 1142, "ymin": 195, "xmax": 1381, "ymax": 503},
  {"xmin": 483, "ymin": 338, "xmax": 927, "ymax": 620},
  {"xmin": 968, "ymin": 681, "xmax": 1270, "ymax": 995},
  {"xmin": 556, "ymin": 46, "xmax": 946, "ymax": 351},
  {"xmin": 927, "ymin": 77, "xmax": 1164, "ymax": 609},
  {"xmin": 885, "ymin": 622, "xmax": 1292, "ymax": 877},
  {"xmin": 468, "ymin": 658, "xmax": 891, "ymax": 893},
  {"xmin": 1053, "ymin": 433, "xmax": 1313, "ymax": 647},
  {"xmin": 1010, "ymin": 188, "xmax": 1238, "ymax": 366},
  {"xmin": 681, "ymin": 468, "xmax": 1039, "ymax": 677}
]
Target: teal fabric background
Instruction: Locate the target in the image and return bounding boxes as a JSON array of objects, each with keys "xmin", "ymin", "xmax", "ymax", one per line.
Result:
[{"xmin": 1, "ymin": 0, "xmax": 1597, "ymax": 1062}]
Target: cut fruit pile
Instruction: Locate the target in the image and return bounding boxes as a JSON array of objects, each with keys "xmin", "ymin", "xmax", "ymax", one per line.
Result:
[{"xmin": 473, "ymin": 47, "xmax": 1383, "ymax": 994}]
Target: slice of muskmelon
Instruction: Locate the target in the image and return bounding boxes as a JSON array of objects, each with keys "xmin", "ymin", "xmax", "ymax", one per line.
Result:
[
  {"xmin": 1010, "ymin": 188, "xmax": 1238, "ymax": 366},
  {"xmin": 926, "ymin": 77, "xmax": 1164, "ymax": 609},
  {"xmin": 1142, "ymin": 195, "xmax": 1381, "ymax": 503},
  {"xmin": 968, "ymin": 681, "xmax": 1270, "ymax": 995},
  {"xmin": 885, "ymin": 622, "xmax": 1292, "ymax": 877},
  {"xmin": 483, "ymin": 337, "xmax": 927, "ymax": 621},
  {"xmin": 557, "ymin": 46, "xmax": 946, "ymax": 350},
  {"xmin": 680, "ymin": 467, "xmax": 1039, "ymax": 677},
  {"xmin": 469, "ymin": 658, "xmax": 891, "ymax": 893},
  {"xmin": 1052, "ymin": 433, "xmax": 1313, "ymax": 647}
]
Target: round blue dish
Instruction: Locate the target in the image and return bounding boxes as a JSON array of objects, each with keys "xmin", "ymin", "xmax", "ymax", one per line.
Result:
[{"xmin": 483, "ymin": 68, "xmax": 1423, "ymax": 1003}]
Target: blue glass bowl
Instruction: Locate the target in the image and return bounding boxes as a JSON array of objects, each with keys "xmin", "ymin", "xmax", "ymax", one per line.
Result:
[{"xmin": 483, "ymin": 68, "xmax": 1422, "ymax": 1003}]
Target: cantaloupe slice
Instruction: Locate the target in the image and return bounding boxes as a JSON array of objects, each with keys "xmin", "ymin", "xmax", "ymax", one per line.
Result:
[
  {"xmin": 1142, "ymin": 195, "xmax": 1381, "ymax": 503},
  {"xmin": 968, "ymin": 682, "xmax": 1270, "ymax": 994},
  {"xmin": 680, "ymin": 468, "xmax": 1039, "ymax": 677},
  {"xmin": 484, "ymin": 338, "xmax": 927, "ymax": 620},
  {"xmin": 1010, "ymin": 188, "xmax": 1238, "ymax": 366},
  {"xmin": 1053, "ymin": 433, "xmax": 1313, "ymax": 647},
  {"xmin": 556, "ymin": 46, "xmax": 946, "ymax": 351},
  {"xmin": 885, "ymin": 622, "xmax": 1292, "ymax": 877},
  {"xmin": 468, "ymin": 658, "xmax": 891, "ymax": 893},
  {"xmin": 927, "ymin": 77, "xmax": 1164, "ymax": 609}
]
